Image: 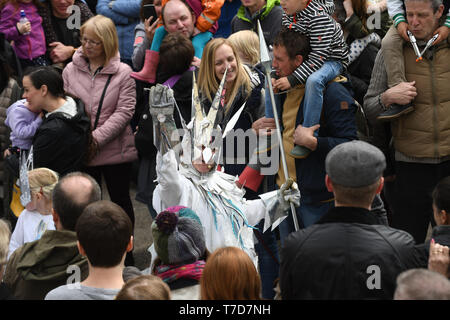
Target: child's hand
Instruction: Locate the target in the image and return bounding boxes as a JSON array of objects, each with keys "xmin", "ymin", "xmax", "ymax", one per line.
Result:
[
  {"xmin": 270, "ymin": 78, "xmax": 279, "ymax": 93},
  {"xmin": 17, "ymin": 21, "xmax": 31, "ymax": 35},
  {"xmin": 193, "ymin": 27, "xmax": 201, "ymax": 37},
  {"xmin": 396, "ymin": 22, "xmax": 410, "ymax": 42},
  {"xmin": 191, "ymin": 56, "xmax": 201, "ymax": 67},
  {"xmin": 432, "ymin": 26, "xmax": 450, "ymax": 45},
  {"xmin": 274, "ymin": 77, "xmax": 291, "ymax": 91}
]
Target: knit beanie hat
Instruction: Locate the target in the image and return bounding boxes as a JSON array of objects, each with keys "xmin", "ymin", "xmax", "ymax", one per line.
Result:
[{"xmin": 151, "ymin": 206, "xmax": 206, "ymax": 265}]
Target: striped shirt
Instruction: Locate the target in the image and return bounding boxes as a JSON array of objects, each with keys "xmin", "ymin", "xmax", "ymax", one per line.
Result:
[{"xmin": 282, "ymin": 0, "xmax": 349, "ymax": 86}]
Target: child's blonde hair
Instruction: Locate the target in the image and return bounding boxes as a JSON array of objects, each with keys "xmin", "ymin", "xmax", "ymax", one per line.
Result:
[
  {"xmin": 28, "ymin": 168, "xmax": 59, "ymax": 199},
  {"xmin": 228, "ymin": 30, "xmax": 260, "ymax": 66},
  {"xmin": 115, "ymin": 275, "xmax": 172, "ymax": 300},
  {"xmin": 0, "ymin": 219, "xmax": 11, "ymax": 266}
]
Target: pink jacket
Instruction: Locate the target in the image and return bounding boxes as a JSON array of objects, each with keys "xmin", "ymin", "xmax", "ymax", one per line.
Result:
[{"xmin": 63, "ymin": 48, "xmax": 138, "ymax": 166}]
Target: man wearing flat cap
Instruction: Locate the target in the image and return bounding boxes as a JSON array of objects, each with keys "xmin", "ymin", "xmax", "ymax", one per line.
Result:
[{"xmin": 279, "ymin": 141, "xmax": 422, "ymax": 300}]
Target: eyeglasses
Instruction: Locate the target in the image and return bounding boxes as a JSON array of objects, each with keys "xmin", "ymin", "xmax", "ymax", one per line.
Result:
[{"xmin": 80, "ymin": 37, "xmax": 102, "ymax": 47}]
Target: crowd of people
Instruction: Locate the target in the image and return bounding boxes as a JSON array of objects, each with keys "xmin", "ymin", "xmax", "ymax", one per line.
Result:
[{"xmin": 0, "ymin": 0, "xmax": 449, "ymax": 301}]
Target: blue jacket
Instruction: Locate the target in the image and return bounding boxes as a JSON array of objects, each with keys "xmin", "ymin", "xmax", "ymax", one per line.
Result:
[
  {"xmin": 96, "ymin": 0, "xmax": 141, "ymax": 62},
  {"xmin": 290, "ymin": 81, "xmax": 357, "ymax": 204}
]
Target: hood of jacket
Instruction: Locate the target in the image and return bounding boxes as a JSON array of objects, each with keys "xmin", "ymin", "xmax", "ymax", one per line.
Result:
[
  {"xmin": 15, "ymin": 230, "xmax": 87, "ymax": 282},
  {"xmin": 5, "ymin": 99, "xmax": 30, "ymax": 126},
  {"xmin": 237, "ymin": 0, "xmax": 280, "ymax": 22},
  {"xmin": 44, "ymin": 96, "xmax": 90, "ymax": 137}
]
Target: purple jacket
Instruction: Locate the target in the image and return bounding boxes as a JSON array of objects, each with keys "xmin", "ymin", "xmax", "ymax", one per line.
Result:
[
  {"xmin": 62, "ymin": 49, "xmax": 138, "ymax": 166},
  {"xmin": 5, "ymin": 99, "xmax": 42, "ymax": 150},
  {"xmin": 0, "ymin": 3, "xmax": 46, "ymax": 60}
]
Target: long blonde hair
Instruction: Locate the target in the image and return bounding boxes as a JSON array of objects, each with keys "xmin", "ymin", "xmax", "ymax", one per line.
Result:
[
  {"xmin": 80, "ymin": 15, "xmax": 119, "ymax": 66},
  {"xmin": 198, "ymin": 38, "xmax": 251, "ymax": 112}
]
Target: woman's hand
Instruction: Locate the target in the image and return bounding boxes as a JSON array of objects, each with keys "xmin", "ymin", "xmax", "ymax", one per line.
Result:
[
  {"xmin": 428, "ymin": 239, "xmax": 450, "ymax": 278},
  {"xmin": 144, "ymin": 16, "xmax": 159, "ymax": 42}
]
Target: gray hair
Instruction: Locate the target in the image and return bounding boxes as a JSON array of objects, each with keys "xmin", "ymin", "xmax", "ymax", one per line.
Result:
[
  {"xmin": 404, "ymin": 0, "xmax": 443, "ymax": 12},
  {"xmin": 394, "ymin": 268, "xmax": 450, "ymax": 300}
]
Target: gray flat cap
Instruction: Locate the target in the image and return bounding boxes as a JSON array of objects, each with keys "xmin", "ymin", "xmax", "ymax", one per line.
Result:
[{"xmin": 325, "ymin": 141, "xmax": 386, "ymax": 187}]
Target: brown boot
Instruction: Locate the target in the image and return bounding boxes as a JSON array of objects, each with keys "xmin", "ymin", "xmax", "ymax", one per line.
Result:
[{"xmin": 130, "ymin": 50, "xmax": 159, "ymax": 83}]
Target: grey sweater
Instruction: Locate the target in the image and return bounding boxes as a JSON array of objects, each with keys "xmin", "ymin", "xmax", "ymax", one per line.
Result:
[{"xmin": 45, "ymin": 284, "xmax": 120, "ymax": 300}]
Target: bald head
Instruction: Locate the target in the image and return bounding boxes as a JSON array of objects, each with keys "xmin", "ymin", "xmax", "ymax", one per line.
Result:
[
  {"xmin": 162, "ymin": 0, "xmax": 195, "ymax": 38},
  {"xmin": 52, "ymin": 172, "xmax": 101, "ymax": 231},
  {"xmin": 394, "ymin": 268, "xmax": 450, "ymax": 300}
]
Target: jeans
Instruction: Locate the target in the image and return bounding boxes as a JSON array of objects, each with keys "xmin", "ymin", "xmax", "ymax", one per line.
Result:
[
  {"xmin": 303, "ymin": 61, "xmax": 342, "ymax": 137},
  {"xmin": 279, "ymin": 200, "xmax": 334, "ymax": 247},
  {"xmin": 254, "ymin": 220, "xmax": 279, "ymax": 299}
]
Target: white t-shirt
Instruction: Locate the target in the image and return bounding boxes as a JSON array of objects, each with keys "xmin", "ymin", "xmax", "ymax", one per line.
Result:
[{"xmin": 8, "ymin": 209, "xmax": 55, "ymax": 260}]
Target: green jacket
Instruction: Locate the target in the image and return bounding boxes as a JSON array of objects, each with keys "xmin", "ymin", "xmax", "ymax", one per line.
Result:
[
  {"xmin": 4, "ymin": 230, "xmax": 88, "ymax": 300},
  {"xmin": 231, "ymin": 0, "xmax": 283, "ymax": 46}
]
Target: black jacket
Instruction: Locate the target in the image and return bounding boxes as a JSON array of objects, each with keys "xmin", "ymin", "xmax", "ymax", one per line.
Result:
[
  {"xmin": 291, "ymin": 81, "xmax": 358, "ymax": 204},
  {"xmin": 32, "ymin": 98, "xmax": 90, "ymax": 175},
  {"xmin": 415, "ymin": 225, "xmax": 450, "ymax": 268},
  {"xmin": 280, "ymin": 206, "xmax": 423, "ymax": 300}
]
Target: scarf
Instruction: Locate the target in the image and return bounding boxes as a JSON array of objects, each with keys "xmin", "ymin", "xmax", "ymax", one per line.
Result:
[{"xmin": 155, "ymin": 260, "xmax": 206, "ymax": 284}]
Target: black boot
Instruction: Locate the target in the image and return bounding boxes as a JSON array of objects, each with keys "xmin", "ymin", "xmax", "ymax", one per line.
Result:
[{"xmin": 377, "ymin": 103, "xmax": 414, "ymax": 122}]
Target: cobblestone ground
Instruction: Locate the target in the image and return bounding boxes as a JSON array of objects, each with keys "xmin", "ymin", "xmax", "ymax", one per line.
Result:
[{"xmin": 103, "ymin": 180, "xmax": 153, "ymax": 271}]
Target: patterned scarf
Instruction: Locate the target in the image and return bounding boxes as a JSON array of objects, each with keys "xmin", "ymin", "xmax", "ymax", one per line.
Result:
[{"xmin": 155, "ymin": 260, "xmax": 206, "ymax": 284}]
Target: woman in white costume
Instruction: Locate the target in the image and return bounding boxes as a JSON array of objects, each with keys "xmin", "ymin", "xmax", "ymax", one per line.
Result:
[{"xmin": 150, "ymin": 71, "xmax": 299, "ymax": 265}]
